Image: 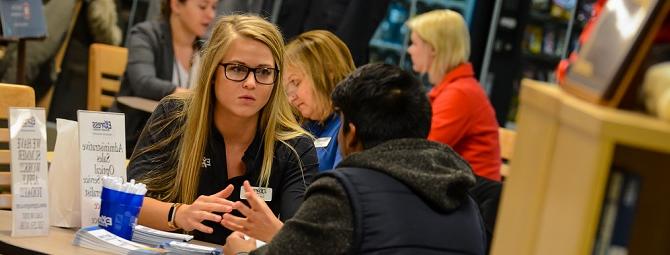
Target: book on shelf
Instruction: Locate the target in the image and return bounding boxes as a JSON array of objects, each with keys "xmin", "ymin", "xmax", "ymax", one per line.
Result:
[
  {"xmin": 562, "ymin": 0, "xmax": 670, "ymax": 106},
  {"xmin": 592, "ymin": 169, "xmax": 642, "ymax": 255}
]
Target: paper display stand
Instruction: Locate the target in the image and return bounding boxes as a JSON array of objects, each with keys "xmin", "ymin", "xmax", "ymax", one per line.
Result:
[
  {"xmin": 0, "ymin": 0, "xmax": 47, "ymax": 84},
  {"xmin": 562, "ymin": 0, "xmax": 670, "ymax": 107},
  {"xmin": 9, "ymin": 108, "xmax": 49, "ymax": 237},
  {"xmin": 77, "ymin": 111, "xmax": 127, "ymax": 227}
]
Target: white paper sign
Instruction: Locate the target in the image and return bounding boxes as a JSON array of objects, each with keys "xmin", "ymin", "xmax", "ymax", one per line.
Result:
[
  {"xmin": 9, "ymin": 108, "xmax": 49, "ymax": 237},
  {"xmin": 77, "ymin": 111, "xmax": 126, "ymax": 226}
]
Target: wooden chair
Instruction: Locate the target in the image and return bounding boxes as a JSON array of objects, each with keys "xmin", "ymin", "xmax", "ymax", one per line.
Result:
[
  {"xmin": 0, "ymin": 83, "xmax": 36, "ymax": 209},
  {"xmin": 499, "ymin": 127, "xmax": 517, "ymax": 178},
  {"xmin": 87, "ymin": 43, "xmax": 128, "ymax": 111}
]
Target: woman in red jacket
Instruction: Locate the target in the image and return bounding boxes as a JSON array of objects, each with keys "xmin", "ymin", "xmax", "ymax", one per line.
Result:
[{"xmin": 406, "ymin": 10, "xmax": 501, "ymax": 181}]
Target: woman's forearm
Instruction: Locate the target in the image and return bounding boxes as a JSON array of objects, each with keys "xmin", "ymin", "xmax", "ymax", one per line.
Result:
[{"xmin": 137, "ymin": 197, "xmax": 173, "ymax": 231}]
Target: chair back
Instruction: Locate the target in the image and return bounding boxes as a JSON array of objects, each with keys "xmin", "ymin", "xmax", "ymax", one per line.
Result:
[
  {"xmin": 0, "ymin": 83, "xmax": 36, "ymax": 209},
  {"xmin": 87, "ymin": 43, "xmax": 128, "ymax": 111}
]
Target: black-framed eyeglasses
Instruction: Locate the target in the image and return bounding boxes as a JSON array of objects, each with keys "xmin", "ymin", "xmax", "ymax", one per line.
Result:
[{"xmin": 219, "ymin": 63, "xmax": 278, "ymax": 85}]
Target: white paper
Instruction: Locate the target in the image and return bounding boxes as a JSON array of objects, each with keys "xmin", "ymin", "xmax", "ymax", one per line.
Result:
[
  {"xmin": 9, "ymin": 108, "xmax": 49, "ymax": 237},
  {"xmin": 88, "ymin": 228, "xmax": 151, "ymax": 250},
  {"xmin": 49, "ymin": 118, "xmax": 81, "ymax": 227},
  {"xmin": 77, "ymin": 111, "xmax": 127, "ymax": 226}
]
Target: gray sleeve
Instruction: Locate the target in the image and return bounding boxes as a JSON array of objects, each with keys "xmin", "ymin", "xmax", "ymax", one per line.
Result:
[
  {"xmin": 251, "ymin": 176, "xmax": 353, "ymax": 255},
  {"xmin": 124, "ymin": 26, "xmax": 177, "ymax": 100}
]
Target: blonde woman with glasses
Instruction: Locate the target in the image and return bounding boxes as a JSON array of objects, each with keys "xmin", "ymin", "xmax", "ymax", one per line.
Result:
[{"xmin": 126, "ymin": 14, "xmax": 318, "ymax": 244}]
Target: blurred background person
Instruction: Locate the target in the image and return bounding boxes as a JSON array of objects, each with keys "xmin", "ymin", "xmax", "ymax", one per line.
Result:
[
  {"xmin": 275, "ymin": 0, "xmax": 390, "ymax": 66},
  {"xmin": 406, "ymin": 9, "xmax": 501, "ymax": 182},
  {"xmin": 112, "ymin": 0, "xmax": 217, "ymax": 157},
  {"xmin": 283, "ymin": 30, "xmax": 356, "ymax": 172}
]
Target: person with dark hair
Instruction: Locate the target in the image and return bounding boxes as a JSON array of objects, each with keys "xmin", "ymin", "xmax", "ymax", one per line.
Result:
[
  {"xmin": 112, "ymin": 0, "xmax": 217, "ymax": 157},
  {"xmin": 222, "ymin": 63, "xmax": 486, "ymax": 255}
]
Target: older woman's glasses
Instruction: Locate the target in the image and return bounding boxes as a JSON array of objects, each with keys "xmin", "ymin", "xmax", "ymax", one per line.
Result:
[{"xmin": 219, "ymin": 63, "xmax": 278, "ymax": 85}]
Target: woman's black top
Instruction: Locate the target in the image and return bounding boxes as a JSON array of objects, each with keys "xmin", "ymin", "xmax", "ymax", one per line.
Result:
[{"xmin": 127, "ymin": 98, "xmax": 318, "ymax": 244}]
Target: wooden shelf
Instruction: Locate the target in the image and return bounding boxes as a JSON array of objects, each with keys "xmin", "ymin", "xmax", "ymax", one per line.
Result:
[{"xmin": 492, "ymin": 79, "xmax": 670, "ymax": 255}]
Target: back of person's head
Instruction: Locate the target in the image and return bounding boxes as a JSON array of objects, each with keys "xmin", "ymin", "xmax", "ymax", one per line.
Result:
[
  {"xmin": 406, "ymin": 9, "xmax": 470, "ymax": 81},
  {"xmin": 285, "ymin": 30, "xmax": 356, "ymax": 118},
  {"xmin": 332, "ymin": 63, "xmax": 431, "ymax": 149}
]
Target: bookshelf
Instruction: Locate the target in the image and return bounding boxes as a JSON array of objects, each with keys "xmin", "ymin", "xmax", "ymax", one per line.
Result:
[
  {"xmin": 492, "ymin": 79, "xmax": 670, "ymax": 254},
  {"xmin": 368, "ymin": 0, "xmax": 476, "ymax": 73}
]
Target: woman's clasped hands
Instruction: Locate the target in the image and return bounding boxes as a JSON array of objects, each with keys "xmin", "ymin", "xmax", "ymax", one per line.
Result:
[
  {"xmin": 174, "ymin": 184, "xmax": 235, "ymax": 234},
  {"xmin": 221, "ymin": 180, "xmax": 283, "ymax": 243}
]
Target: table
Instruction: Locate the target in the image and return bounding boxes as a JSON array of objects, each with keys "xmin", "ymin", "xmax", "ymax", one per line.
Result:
[
  {"xmin": 0, "ymin": 210, "xmax": 104, "ymax": 254},
  {"xmin": 0, "ymin": 210, "xmax": 219, "ymax": 254},
  {"xmin": 116, "ymin": 96, "xmax": 159, "ymax": 113}
]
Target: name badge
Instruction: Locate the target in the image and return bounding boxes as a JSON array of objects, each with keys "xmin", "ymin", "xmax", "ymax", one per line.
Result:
[
  {"xmin": 240, "ymin": 187, "xmax": 273, "ymax": 201},
  {"xmin": 314, "ymin": 137, "xmax": 331, "ymax": 148}
]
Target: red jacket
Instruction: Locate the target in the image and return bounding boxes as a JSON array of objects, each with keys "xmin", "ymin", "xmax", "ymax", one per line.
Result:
[{"xmin": 428, "ymin": 63, "xmax": 501, "ymax": 181}]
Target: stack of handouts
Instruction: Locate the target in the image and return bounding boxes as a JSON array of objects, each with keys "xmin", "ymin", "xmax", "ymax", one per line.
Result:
[
  {"xmin": 132, "ymin": 225, "xmax": 193, "ymax": 246},
  {"xmin": 133, "ymin": 225, "xmax": 221, "ymax": 254},
  {"xmin": 159, "ymin": 241, "xmax": 222, "ymax": 255},
  {"xmin": 73, "ymin": 226, "xmax": 166, "ymax": 255}
]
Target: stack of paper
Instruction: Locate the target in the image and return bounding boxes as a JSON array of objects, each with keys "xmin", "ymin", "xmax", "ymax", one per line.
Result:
[
  {"xmin": 73, "ymin": 226, "xmax": 166, "ymax": 255},
  {"xmin": 160, "ymin": 241, "xmax": 222, "ymax": 255},
  {"xmin": 132, "ymin": 225, "xmax": 193, "ymax": 246}
]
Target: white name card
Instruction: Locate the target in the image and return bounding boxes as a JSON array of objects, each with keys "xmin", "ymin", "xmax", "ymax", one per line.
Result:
[
  {"xmin": 77, "ymin": 111, "xmax": 127, "ymax": 226},
  {"xmin": 240, "ymin": 187, "xmax": 273, "ymax": 201},
  {"xmin": 9, "ymin": 108, "xmax": 49, "ymax": 237}
]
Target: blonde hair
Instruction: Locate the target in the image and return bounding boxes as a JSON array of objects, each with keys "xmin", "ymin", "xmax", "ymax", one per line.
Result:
[
  {"xmin": 285, "ymin": 30, "xmax": 356, "ymax": 121},
  {"xmin": 406, "ymin": 9, "xmax": 470, "ymax": 83},
  {"xmin": 134, "ymin": 14, "xmax": 309, "ymax": 204}
]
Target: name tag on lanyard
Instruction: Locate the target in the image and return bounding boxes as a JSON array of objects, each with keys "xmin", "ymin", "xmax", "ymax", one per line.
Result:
[
  {"xmin": 240, "ymin": 187, "xmax": 273, "ymax": 201},
  {"xmin": 314, "ymin": 137, "xmax": 331, "ymax": 148}
]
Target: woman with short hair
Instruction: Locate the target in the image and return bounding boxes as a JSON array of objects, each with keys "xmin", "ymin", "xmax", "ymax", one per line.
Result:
[{"xmin": 407, "ymin": 10, "xmax": 501, "ymax": 181}]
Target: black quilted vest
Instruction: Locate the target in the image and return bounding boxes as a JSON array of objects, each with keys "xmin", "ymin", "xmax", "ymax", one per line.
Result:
[{"xmin": 325, "ymin": 167, "xmax": 486, "ymax": 255}]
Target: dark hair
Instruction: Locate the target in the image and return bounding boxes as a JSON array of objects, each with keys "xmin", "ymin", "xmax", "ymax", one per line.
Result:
[
  {"xmin": 161, "ymin": 0, "xmax": 187, "ymax": 20},
  {"xmin": 332, "ymin": 63, "xmax": 432, "ymax": 149}
]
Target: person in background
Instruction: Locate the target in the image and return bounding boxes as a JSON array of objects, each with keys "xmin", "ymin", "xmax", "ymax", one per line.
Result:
[
  {"xmin": 112, "ymin": 0, "xmax": 217, "ymax": 157},
  {"xmin": 126, "ymin": 14, "xmax": 318, "ymax": 245},
  {"xmin": 275, "ymin": 0, "xmax": 391, "ymax": 66},
  {"xmin": 222, "ymin": 63, "xmax": 486, "ymax": 255},
  {"xmin": 283, "ymin": 30, "xmax": 356, "ymax": 172},
  {"xmin": 1, "ymin": 0, "xmax": 121, "ymax": 121},
  {"xmin": 406, "ymin": 9, "xmax": 501, "ymax": 182}
]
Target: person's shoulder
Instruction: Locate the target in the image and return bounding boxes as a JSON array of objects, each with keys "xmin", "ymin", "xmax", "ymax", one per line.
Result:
[
  {"xmin": 307, "ymin": 175, "xmax": 347, "ymax": 197},
  {"xmin": 153, "ymin": 96, "xmax": 188, "ymax": 117},
  {"xmin": 274, "ymin": 134, "xmax": 315, "ymax": 161},
  {"xmin": 130, "ymin": 20, "xmax": 167, "ymax": 38},
  {"xmin": 281, "ymin": 134, "xmax": 314, "ymax": 150}
]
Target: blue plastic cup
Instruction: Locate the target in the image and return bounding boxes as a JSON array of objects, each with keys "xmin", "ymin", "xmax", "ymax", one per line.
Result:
[{"xmin": 99, "ymin": 187, "xmax": 144, "ymax": 240}]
